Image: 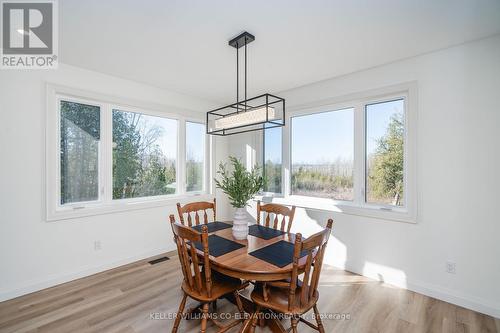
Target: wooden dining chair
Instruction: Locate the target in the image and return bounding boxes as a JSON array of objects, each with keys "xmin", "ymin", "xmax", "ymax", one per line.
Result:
[
  {"xmin": 243, "ymin": 219, "xmax": 334, "ymax": 333},
  {"xmin": 177, "ymin": 198, "xmax": 216, "ymax": 227},
  {"xmin": 169, "ymin": 215, "xmax": 247, "ymax": 333},
  {"xmin": 256, "ymin": 201, "xmax": 296, "ymax": 233}
]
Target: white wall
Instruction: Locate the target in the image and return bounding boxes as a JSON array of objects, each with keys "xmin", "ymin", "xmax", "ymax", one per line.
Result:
[
  {"xmin": 228, "ymin": 35, "xmax": 500, "ymax": 317},
  {"xmin": 0, "ymin": 64, "xmax": 230, "ymax": 301}
]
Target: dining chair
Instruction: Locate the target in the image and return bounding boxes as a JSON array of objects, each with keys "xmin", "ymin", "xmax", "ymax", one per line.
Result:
[
  {"xmin": 243, "ymin": 219, "xmax": 333, "ymax": 333},
  {"xmin": 177, "ymin": 198, "xmax": 216, "ymax": 227},
  {"xmin": 256, "ymin": 201, "xmax": 296, "ymax": 233},
  {"xmin": 169, "ymin": 215, "xmax": 247, "ymax": 333}
]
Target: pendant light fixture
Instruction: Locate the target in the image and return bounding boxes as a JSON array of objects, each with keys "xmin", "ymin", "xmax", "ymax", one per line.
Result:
[{"xmin": 206, "ymin": 31, "xmax": 285, "ymax": 136}]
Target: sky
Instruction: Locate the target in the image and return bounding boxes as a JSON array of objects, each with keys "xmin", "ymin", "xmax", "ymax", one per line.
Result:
[
  {"xmin": 264, "ymin": 99, "xmax": 404, "ymax": 165},
  {"xmin": 136, "ymin": 113, "xmax": 178, "ymax": 159},
  {"xmin": 186, "ymin": 121, "xmax": 205, "ymax": 161},
  {"xmin": 366, "ymin": 99, "xmax": 404, "ymax": 154}
]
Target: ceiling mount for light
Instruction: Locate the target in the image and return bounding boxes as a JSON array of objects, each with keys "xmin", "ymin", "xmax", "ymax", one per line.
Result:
[{"xmin": 206, "ymin": 31, "xmax": 285, "ymax": 136}]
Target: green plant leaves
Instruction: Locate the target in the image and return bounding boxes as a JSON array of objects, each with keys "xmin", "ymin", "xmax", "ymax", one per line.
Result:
[{"xmin": 214, "ymin": 156, "xmax": 264, "ymax": 208}]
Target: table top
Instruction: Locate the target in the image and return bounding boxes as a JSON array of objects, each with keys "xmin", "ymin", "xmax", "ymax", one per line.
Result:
[{"xmin": 201, "ymin": 225, "xmax": 308, "ymax": 282}]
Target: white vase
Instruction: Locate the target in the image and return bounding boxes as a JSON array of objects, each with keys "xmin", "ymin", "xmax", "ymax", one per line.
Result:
[{"xmin": 232, "ymin": 207, "xmax": 249, "ymax": 240}]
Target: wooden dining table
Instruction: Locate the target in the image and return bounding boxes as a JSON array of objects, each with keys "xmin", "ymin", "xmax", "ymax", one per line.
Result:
[{"xmin": 190, "ymin": 223, "xmax": 311, "ymax": 333}]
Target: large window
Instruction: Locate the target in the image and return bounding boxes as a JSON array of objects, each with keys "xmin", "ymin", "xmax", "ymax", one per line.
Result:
[
  {"xmin": 112, "ymin": 109, "xmax": 178, "ymax": 199},
  {"xmin": 60, "ymin": 100, "xmax": 100, "ymax": 204},
  {"xmin": 365, "ymin": 99, "xmax": 405, "ymax": 206},
  {"xmin": 261, "ymin": 85, "xmax": 415, "ymax": 222},
  {"xmin": 186, "ymin": 121, "xmax": 205, "ymax": 192},
  {"xmin": 263, "ymin": 127, "xmax": 282, "ymax": 193},
  {"xmin": 48, "ymin": 86, "xmax": 209, "ymax": 220},
  {"xmin": 291, "ymin": 108, "xmax": 354, "ymax": 200}
]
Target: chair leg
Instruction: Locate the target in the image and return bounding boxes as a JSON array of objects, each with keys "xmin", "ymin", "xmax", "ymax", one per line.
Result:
[
  {"xmin": 200, "ymin": 303, "xmax": 209, "ymax": 333},
  {"xmin": 313, "ymin": 305, "xmax": 325, "ymax": 333},
  {"xmin": 291, "ymin": 316, "xmax": 299, "ymax": 333},
  {"xmin": 172, "ymin": 293, "xmax": 187, "ymax": 333},
  {"xmin": 238, "ymin": 316, "xmax": 252, "ymax": 333},
  {"xmin": 249, "ymin": 305, "xmax": 261, "ymax": 333},
  {"xmin": 234, "ymin": 291, "xmax": 245, "ymax": 318}
]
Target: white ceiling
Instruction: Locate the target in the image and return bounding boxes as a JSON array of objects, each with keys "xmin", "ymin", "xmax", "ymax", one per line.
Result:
[{"xmin": 60, "ymin": 0, "xmax": 500, "ymax": 104}]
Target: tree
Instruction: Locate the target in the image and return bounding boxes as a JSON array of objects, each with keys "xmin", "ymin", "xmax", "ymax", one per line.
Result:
[
  {"xmin": 112, "ymin": 111, "xmax": 176, "ymax": 199},
  {"xmin": 368, "ymin": 113, "xmax": 404, "ymax": 205},
  {"xmin": 60, "ymin": 101, "xmax": 100, "ymax": 204},
  {"xmin": 186, "ymin": 150, "xmax": 203, "ymax": 192},
  {"xmin": 264, "ymin": 159, "xmax": 281, "ymax": 193}
]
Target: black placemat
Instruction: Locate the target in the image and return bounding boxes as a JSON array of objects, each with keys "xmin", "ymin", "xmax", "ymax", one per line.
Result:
[
  {"xmin": 191, "ymin": 221, "xmax": 232, "ymax": 233},
  {"xmin": 249, "ymin": 240, "xmax": 307, "ymax": 268},
  {"xmin": 192, "ymin": 235, "xmax": 245, "ymax": 257},
  {"xmin": 248, "ymin": 224, "xmax": 286, "ymax": 240}
]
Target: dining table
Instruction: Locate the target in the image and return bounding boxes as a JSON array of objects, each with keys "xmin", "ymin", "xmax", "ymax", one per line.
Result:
[{"xmin": 188, "ymin": 221, "xmax": 313, "ymax": 333}]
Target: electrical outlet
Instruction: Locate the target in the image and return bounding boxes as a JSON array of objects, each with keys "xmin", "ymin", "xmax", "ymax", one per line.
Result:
[
  {"xmin": 94, "ymin": 240, "xmax": 102, "ymax": 251},
  {"xmin": 446, "ymin": 261, "xmax": 456, "ymax": 274}
]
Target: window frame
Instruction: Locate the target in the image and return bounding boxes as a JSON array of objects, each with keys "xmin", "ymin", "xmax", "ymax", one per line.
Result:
[
  {"xmin": 110, "ymin": 104, "xmax": 181, "ymax": 201},
  {"xmin": 46, "ymin": 84, "xmax": 211, "ymax": 221},
  {"xmin": 185, "ymin": 120, "xmax": 207, "ymax": 194},
  {"xmin": 57, "ymin": 95, "xmax": 105, "ymax": 208},
  {"xmin": 258, "ymin": 82, "xmax": 417, "ymax": 223},
  {"xmin": 363, "ymin": 96, "xmax": 407, "ymax": 209}
]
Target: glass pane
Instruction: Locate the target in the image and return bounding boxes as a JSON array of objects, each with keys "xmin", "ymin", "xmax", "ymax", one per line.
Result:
[
  {"xmin": 263, "ymin": 127, "xmax": 282, "ymax": 193},
  {"xmin": 112, "ymin": 110, "xmax": 177, "ymax": 199},
  {"xmin": 291, "ymin": 108, "xmax": 354, "ymax": 200},
  {"xmin": 60, "ymin": 100, "xmax": 100, "ymax": 205},
  {"xmin": 366, "ymin": 99, "xmax": 405, "ymax": 206},
  {"xmin": 186, "ymin": 122, "xmax": 205, "ymax": 192}
]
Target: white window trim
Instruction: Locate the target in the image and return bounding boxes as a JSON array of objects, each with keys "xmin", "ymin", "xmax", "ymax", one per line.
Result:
[
  {"xmin": 185, "ymin": 120, "xmax": 208, "ymax": 195},
  {"xmin": 45, "ymin": 83, "xmax": 211, "ymax": 221},
  {"xmin": 256, "ymin": 82, "xmax": 418, "ymax": 223}
]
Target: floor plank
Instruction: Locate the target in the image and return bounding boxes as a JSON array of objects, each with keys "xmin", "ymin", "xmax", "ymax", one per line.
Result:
[{"xmin": 0, "ymin": 255, "xmax": 497, "ymax": 333}]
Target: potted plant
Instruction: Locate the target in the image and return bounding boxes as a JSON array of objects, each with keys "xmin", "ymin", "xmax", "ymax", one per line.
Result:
[{"xmin": 215, "ymin": 156, "xmax": 264, "ymax": 240}]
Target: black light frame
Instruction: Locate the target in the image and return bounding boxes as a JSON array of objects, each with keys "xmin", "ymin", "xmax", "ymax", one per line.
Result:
[
  {"xmin": 206, "ymin": 93, "xmax": 285, "ymax": 136},
  {"xmin": 206, "ymin": 31, "xmax": 286, "ymax": 136}
]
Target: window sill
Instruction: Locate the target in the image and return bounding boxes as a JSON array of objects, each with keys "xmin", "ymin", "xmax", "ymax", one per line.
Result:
[
  {"xmin": 46, "ymin": 193, "xmax": 213, "ymax": 222},
  {"xmin": 254, "ymin": 195, "xmax": 416, "ymax": 224}
]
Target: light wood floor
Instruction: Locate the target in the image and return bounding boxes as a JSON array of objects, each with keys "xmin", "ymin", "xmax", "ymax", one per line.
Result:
[{"xmin": 0, "ymin": 254, "xmax": 498, "ymax": 333}]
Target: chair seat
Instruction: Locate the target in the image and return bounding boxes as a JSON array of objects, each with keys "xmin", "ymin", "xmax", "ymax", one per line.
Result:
[
  {"xmin": 182, "ymin": 271, "xmax": 246, "ymax": 302},
  {"xmin": 251, "ymin": 285, "xmax": 319, "ymax": 315}
]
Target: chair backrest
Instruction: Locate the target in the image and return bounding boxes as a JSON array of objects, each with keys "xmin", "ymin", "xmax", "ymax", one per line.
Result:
[
  {"xmin": 169, "ymin": 215, "xmax": 213, "ymax": 297},
  {"xmin": 288, "ymin": 219, "xmax": 333, "ymax": 311},
  {"xmin": 256, "ymin": 201, "xmax": 296, "ymax": 233},
  {"xmin": 177, "ymin": 199, "xmax": 216, "ymax": 226}
]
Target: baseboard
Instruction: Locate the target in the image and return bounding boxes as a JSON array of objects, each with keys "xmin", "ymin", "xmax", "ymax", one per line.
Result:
[
  {"xmin": 405, "ymin": 280, "xmax": 500, "ymax": 319},
  {"xmin": 342, "ymin": 260, "xmax": 500, "ymax": 319},
  {"xmin": 0, "ymin": 247, "xmax": 174, "ymax": 303}
]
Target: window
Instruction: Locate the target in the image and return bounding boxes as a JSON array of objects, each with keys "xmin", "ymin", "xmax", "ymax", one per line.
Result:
[
  {"xmin": 259, "ymin": 84, "xmax": 416, "ymax": 222},
  {"xmin": 365, "ymin": 99, "xmax": 405, "ymax": 207},
  {"xmin": 185, "ymin": 121, "xmax": 205, "ymax": 192},
  {"xmin": 47, "ymin": 85, "xmax": 210, "ymax": 220},
  {"xmin": 263, "ymin": 127, "xmax": 282, "ymax": 193},
  {"xmin": 112, "ymin": 109, "xmax": 178, "ymax": 199},
  {"xmin": 60, "ymin": 100, "xmax": 101, "ymax": 205},
  {"xmin": 291, "ymin": 108, "xmax": 354, "ymax": 200}
]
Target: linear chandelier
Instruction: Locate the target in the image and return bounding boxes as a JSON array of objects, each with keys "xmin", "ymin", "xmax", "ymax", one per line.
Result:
[{"xmin": 206, "ymin": 31, "xmax": 285, "ymax": 136}]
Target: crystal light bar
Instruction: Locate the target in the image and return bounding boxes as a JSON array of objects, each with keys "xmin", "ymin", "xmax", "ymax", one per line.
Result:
[{"xmin": 214, "ymin": 106, "xmax": 275, "ymax": 130}]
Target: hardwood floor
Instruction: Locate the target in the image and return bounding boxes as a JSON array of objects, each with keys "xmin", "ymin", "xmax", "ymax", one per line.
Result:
[{"xmin": 0, "ymin": 254, "xmax": 498, "ymax": 333}]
